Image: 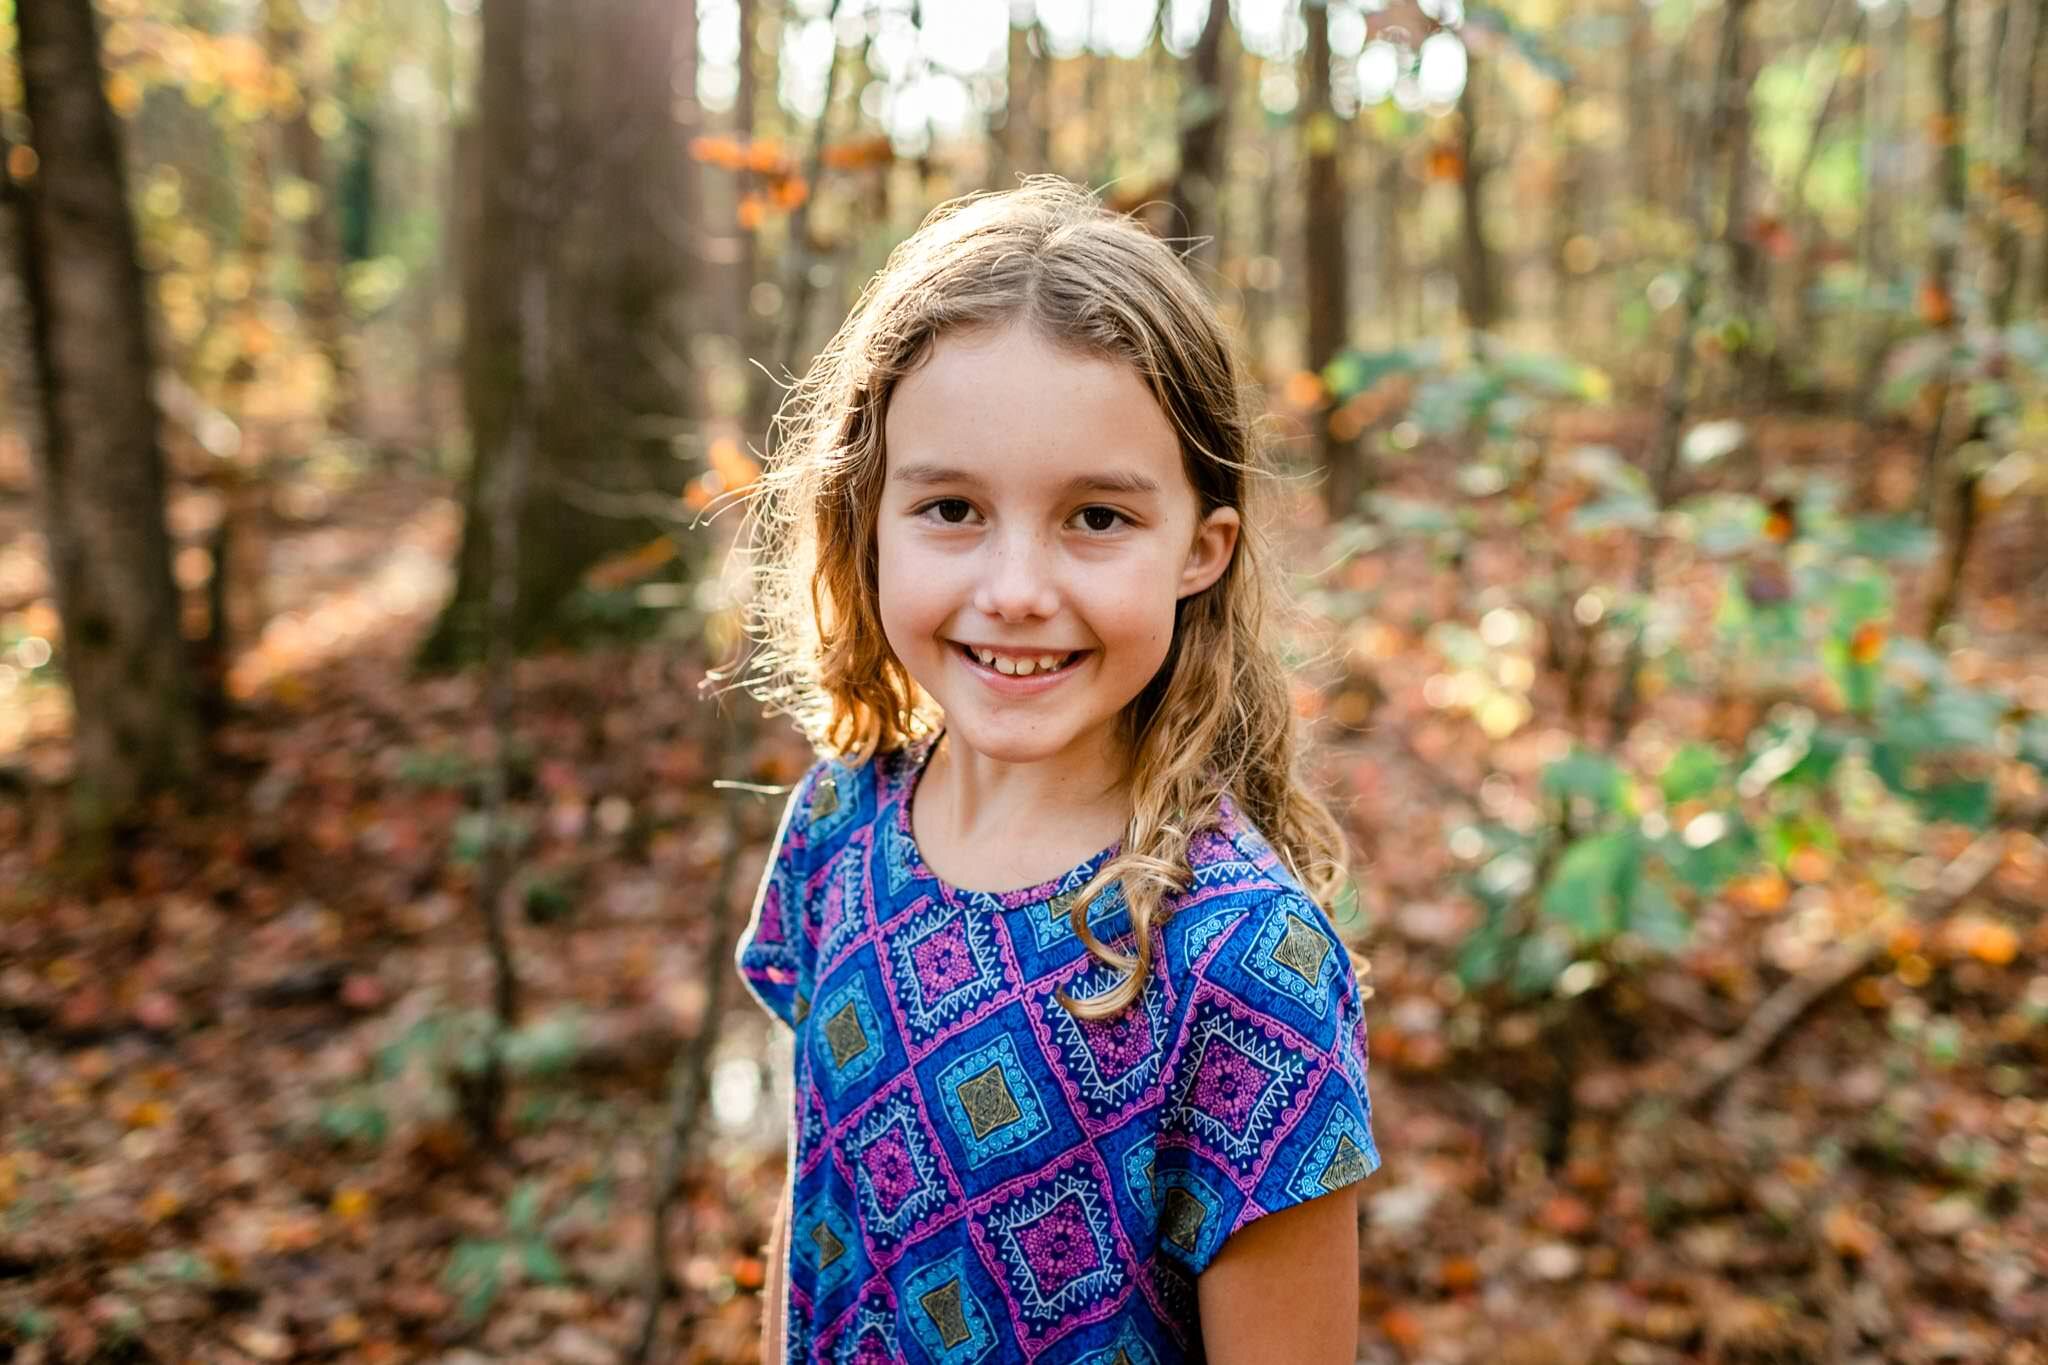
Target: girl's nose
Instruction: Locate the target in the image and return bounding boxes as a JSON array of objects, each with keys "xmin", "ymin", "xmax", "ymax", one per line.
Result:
[{"xmin": 973, "ymin": 533, "xmax": 1060, "ymax": 621}]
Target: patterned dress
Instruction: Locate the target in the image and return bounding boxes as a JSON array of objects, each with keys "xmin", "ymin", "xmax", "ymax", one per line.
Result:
[{"xmin": 735, "ymin": 734, "xmax": 1380, "ymax": 1363}]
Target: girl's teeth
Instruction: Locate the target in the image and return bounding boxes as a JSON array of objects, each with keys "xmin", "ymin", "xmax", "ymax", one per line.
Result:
[{"xmin": 966, "ymin": 646, "xmax": 1076, "ymax": 675}]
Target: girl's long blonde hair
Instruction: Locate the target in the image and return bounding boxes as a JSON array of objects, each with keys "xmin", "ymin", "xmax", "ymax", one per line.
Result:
[{"xmin": 735, "ymin": 175, "xmax": 1347, "ymax": 1018}]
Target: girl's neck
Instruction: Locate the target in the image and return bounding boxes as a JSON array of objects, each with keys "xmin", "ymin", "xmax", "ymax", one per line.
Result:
[{"xmin": 911, "ymin": 727, "xmax": 1131, "ymax": 891}]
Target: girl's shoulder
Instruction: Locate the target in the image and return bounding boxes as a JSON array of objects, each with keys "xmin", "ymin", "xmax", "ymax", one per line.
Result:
[
  {"xmin": 1158, "ymin": 796, "xmax": 1357, "ymax": 997},
  {"xmin": 782, "ymin": 734, "xmax": 934, "ymax": 848}
]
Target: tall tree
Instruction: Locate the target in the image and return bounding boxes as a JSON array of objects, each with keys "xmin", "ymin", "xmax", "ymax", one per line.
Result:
[
  {"xmin": 1917, "ymin": 0, "xmax": 1967, "ymax": 519},
  {"xmin": 1169, "ymin": 0, "xmax": 1230, "ymax": 269},
  {"xmin": 419, "ymin": 0, "xmax": 696, "ymax": 668},
  {"xmin": 1454, "ymin": 37, "xmax": 1499, "ymax": 332},
  {"xmin": 7, "ymin": 0, "xmax": 203, "ymax": 842},
  {"xmin": 1302, "ymin": 0, "xmax": 1354, "ymax": 514}
]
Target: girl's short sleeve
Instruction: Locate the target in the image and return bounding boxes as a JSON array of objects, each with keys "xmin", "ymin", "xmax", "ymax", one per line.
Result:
[
  {"xmin": 733, "ymin": 763, "xmax": 824, "ymax": 1031},
  {"xmin": 1150, "ymin": 892, "xmax": 1380, "ymax": 1276}
]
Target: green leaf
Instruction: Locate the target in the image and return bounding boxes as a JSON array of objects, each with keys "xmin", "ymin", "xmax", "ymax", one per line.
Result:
[
  {"xmin": 1913, "ymin": 779, "xmax": 1994, "ymax": 829},
  {"xmin": 1543, "ymin": 750, "xmax": 1627, "ymax": 812},
  {"xmin": 1512, "ymin": 933, "xmax": 1573, "ymax": 998},
  {"xmin": 506, "ymin": 1181, "xmax": 544, "ymax": 1235},
  {"xmin": 1656, "ymin": 814, "xmax": 1758, "ymax": 896},
  {"xmin": 1565, "ymin": 444, "xmax": 1648, "ymax": 495},
  {"xmin": 1541, "ymin": 831, "xmax": 1639, "ymax": 941},
  {"xmin": 1847, "ymin": 516, "xmax": 1937, "ymax": 562},
  {"xmin": 505, "ymin": 1010, "xmax": 584, "ymax": 1078},
  {"xmin": 1369, "ymin": 494, "xmax": 1457, "ymax": 535},
  {"xmin": 1324, "ymin": 347, "xmax": 1421, "ymax": 401},
  {"xmin": 2018, "ymin": 715, "xmax": 2048, "ymax": 776},
  {"xmin": 1453, "ymin": 917, "xmax": 1509, "ymax": 989},
  {"xmin": 1625, "ymin": 878, "xmax": 1692, "ymax": 952},
  {"xmin": 1678, "ymin": 493, "xmax": 1766, "ymax": 556},
  {"xmin": 1571, "ymin": 492, "xmax": 1659, "ymax": 533},
  {"xmin": 1659, "ymin": 743, "xmax": 1727, "ymax": 804},
  {"xmin": 521, "ymin": 1239, "xmax": 568, "ymax": 1285}
]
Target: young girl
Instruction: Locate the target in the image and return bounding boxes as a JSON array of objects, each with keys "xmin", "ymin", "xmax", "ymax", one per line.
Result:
[{"xmin": 733, "ymin": 176, "xmax": 1379, "ymax": 1363}]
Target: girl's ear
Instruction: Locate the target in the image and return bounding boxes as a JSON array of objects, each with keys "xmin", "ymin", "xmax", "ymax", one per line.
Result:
[{"xmin": 1178, "ymin": 506, "xmax": 1240, "ymax": 599}]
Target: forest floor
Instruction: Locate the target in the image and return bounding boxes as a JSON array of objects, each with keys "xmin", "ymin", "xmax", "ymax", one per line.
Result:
[{"xmin": 2, "ymin": 412, "xmax": 2047, "ymax": 1365}]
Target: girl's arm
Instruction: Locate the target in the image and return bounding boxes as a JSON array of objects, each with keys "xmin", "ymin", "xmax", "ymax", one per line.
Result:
[
  {"xmin": 761, "ymin": 1172, "xmax": 791, "ymax": 1363},
  {"xmin": 1195, "ymin": 1185, "xmax": 1361, "ymax": 1363}
]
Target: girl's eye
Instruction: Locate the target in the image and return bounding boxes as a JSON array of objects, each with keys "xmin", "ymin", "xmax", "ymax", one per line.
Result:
[
  {"xmin": 1074, "ymin": 506, "xmax": 1129, "ymax": 533},
  {"xmin": 920, "ymin": 498, "xmax": 977, "ymax": 524}
]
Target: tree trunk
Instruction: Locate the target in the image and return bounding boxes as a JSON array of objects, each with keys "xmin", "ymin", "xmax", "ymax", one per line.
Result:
[
  {"xmin": 1917, "ymin": 0, "xmax": 1967, "ymax": 521},
  {"xmin": 1169, "ymin": 0, "xmax": 1229, "ymax": 270},
  {"xmin": 264, "ymin": 0, "xmax": 357, "ymax": 436},
  {"xmin": 418, "ymin": 0, "xmax": 695, "ymax": 670},
  {"xmin": 1992, "ymin": 0, "xmax": 2045, "ymax": 324},
  {"xmin": 1455, "ymin": 43, "xmax": 1498, "ymax": 332},
  {"xmin": 1303, "ymin": 1, "xmax": 1353, "ymax": 515},
  {"xmin": 8, "ymin": 0, "xmax": 204, "ymax": 840}
]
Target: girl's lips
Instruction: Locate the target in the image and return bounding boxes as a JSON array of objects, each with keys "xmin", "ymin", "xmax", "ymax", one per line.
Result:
[{"xmin": 952, "ymin": 642, "xmax": 1091, "ymax": 695}]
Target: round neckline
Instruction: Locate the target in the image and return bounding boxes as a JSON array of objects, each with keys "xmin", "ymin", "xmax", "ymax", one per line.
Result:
[{"xmin": 897, "ymin": 729, "xmax": 1124, "ymax": 906}]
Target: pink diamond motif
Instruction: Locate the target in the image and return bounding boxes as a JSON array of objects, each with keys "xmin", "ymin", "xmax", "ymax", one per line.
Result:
[
  {"xmin": 1191, "ymin": 1038, "xmax": 1269, "ymax": 1127},
  {"xmin": 911, "ymin": 920, "xmax": 978, "ymax": 996},
  {"xmin": 1079, "ymin": 1007, "xmax": 1151, "ymax": 1076},
  {"xmin": 1014, "ymin": 1194, "xmax": 1102, "ymax": 1289},
  {"xmin": 864, "ymin": 1128, "xmax": 922, "ymax": 1215}
]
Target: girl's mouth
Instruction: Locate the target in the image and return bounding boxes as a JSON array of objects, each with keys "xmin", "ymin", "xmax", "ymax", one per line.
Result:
[
  {"xmin": 952, "ymin": 642, "xmax": 1090, "ymax": 689},
  {"xmin": 955, "ymin": 643, "xmax": 1084, "ymax": 677}
]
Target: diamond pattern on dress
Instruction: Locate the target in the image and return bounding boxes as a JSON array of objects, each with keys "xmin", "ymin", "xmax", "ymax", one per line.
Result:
[
  {"xmin": 1167, "ymin": 1009, "xmax": 1308, "ymax": 1164},
  {"xmin": 1042, "ymin": 961, "xmax": 1171, "ymax": 1118},
  {"xmin": 1283, "ymin": 1098, "xmax": 1382, "ymax": 1206},
  {"xmin": 900, "ymin": 1250, "xmax": 998, "ymax": 1364},
  {"xmin": 936, "ymin": 1035, "xmax": 1051, "ymax": 1168},
  {"xmin": 796, "ymin": 1191, "xmax": 861, "ymax": 1297},
  {"xmin": 887, "ymin": 898, "xmax": 1003, "ymax": 1041},
  {"xmin": 845, "ymin": 1088, "xmax": 950, "ymax": 1248},
  {"xmin": 982, "ymin": 1166, "xmax": 1127, "ymax": 1333},
  {"xmin": 815, "ymin": 978, "xmax": 886, "ymax": 1098},
  {"xmin": 1238, "ymin": 896, "xmax": 1339, "ymax": 1019}
]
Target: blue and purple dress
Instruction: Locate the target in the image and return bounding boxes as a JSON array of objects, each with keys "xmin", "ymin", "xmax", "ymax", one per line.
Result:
[{"xmin": 735, "ymin": 734, "xmax": 1380, "ymax": 1363}]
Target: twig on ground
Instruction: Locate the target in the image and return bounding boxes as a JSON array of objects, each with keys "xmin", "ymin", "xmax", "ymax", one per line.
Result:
[{"xmin": 1680, "ymin": 813, "xmax": 2039, "ymax": 1109}]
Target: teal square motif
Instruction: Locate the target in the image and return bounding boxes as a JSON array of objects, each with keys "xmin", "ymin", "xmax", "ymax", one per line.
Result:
[
  {"xmin": 937, "ymin": 1034, "xmax": 1051, "ymax": 1167},
  {"xmin": 900, "ymin": 1250, "xmax": 998, "ymax": 1364}
]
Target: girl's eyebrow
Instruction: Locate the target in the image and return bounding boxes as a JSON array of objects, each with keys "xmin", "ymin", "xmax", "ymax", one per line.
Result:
[{"xmin": 890, "ymin": 461, "xmax": 1161, "ymax": 496}]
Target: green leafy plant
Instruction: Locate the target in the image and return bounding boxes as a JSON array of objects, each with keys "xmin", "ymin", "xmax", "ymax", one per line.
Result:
[{"xmin": 443, "ymin": 1173, "xmax": 610, "ymax": 1323}]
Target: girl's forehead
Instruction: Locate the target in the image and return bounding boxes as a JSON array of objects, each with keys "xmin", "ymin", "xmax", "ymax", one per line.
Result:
[{"xmin": 881, "ymin": 325, "xmax": 1190, "ymax": 495}]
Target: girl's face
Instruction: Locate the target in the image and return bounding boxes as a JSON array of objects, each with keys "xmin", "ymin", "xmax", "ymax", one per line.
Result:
[{"xmin": 875, "ymin": 322, "xmax": 1239, "ymax": 774}]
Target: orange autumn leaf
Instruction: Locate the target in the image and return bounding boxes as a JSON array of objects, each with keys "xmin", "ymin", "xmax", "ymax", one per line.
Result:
[
  {"xmin": 737, "ymin": 194, "xmax": 766, "ymax": 231},
  {"xmin": 1763, "ymin": 495, "xmax": 1798, "ymax": 543},
  {"xmin": 1437, "ymin": 1256, "xmax": 1482, "ymax": 1292},
  {"xmin": 1918, "ymin": 279, "xmax": 1955, "ymax": 327},
  {"xmin": 1729, "ymin": 870, "xmax": 1789, "ymax": 914},
  {"xmin": 1947, "ymin": 916, "xmax": 2018, "ymax": 966},
  {"xmin": 708, "ymin": 437, "xmax": 762, "ymax": 492},
  {"xmin": 689, "ymin": 135, "xmax": 748, "ymax": 169},
  {"xmin": 1425, "ymin": 145, "xmax": 1465, "ymax": 182},
  {"xmin": 1283, "ymin": 370, "xmax": 1326, "ymax": 411},
  {"xmin": 1380, "ymin": 1306, "xmax": 1426, "ymax": 1350},
  {"xmin": 1849, "ymin": 621, "xmax": 1886, "ymax": 665},
  {"xmin": 1822, "ymin": 1204, "xmax": 1880, "ymax": 1259},
  {"xmin": 583, "ymin": 536, "xmax": 678, "ymax": 591},
  {"xmin": 769, "ymin": 175, "xmax": 810, "ymax": 211},
  {"xmin": 821, "ymin": 134, "xmax": 894, "ymax": 170},
  {"xmin": 744, "ymin": 137, "xmax": 791, "ymax": 175},
  {"xmin": 733, "ymin": 1255, "xmax": 766, "ymax": 1291}
]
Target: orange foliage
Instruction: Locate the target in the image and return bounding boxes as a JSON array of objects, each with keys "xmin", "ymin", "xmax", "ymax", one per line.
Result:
[{"xmin": 1425, "ymin": 145, "xmax": 1465, "ymax": 182}]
